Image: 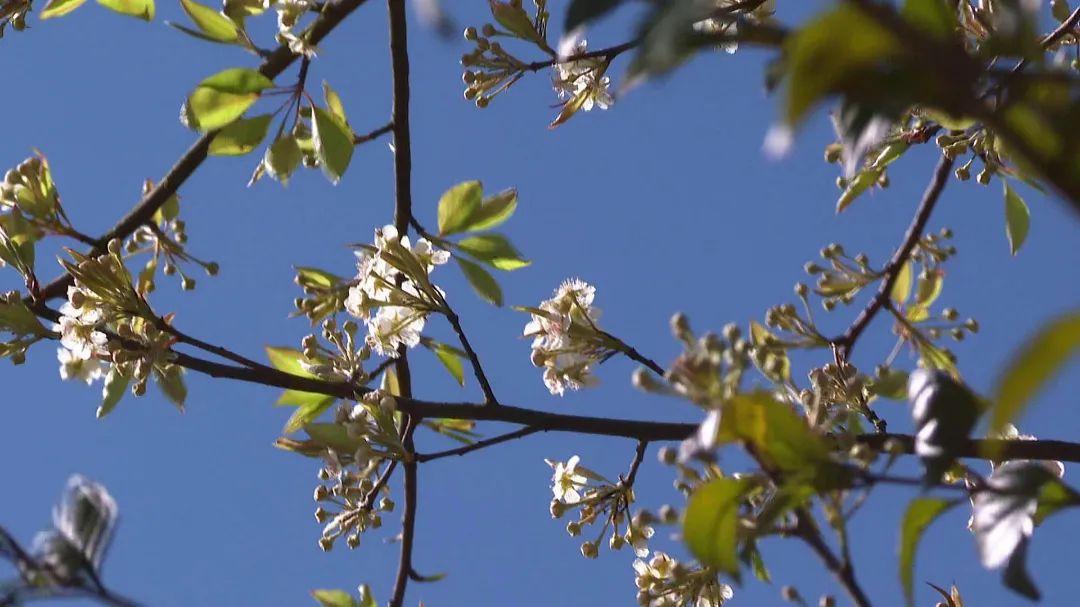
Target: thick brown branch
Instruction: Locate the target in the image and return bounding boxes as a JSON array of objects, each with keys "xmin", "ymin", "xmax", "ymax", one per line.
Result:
[
  {"xmin": 834, "ymin": 154, "xmax": 954, "ymax": 357},
  {"xmin": 35, "ymin": 0, "xmax": 375, "ymax": 302}
]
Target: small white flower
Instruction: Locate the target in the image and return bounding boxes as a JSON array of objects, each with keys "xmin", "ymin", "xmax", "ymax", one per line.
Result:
[
  {"xmin": 547, "ymin": 455, "xmax": 587, "ymax": 503},
  {"xmin": 57, "ymin": 348, "xmax": 104, "ymax": 385},
  {"xmin": 551, "ymin": 37, "xmax": 614, "ymax": 112}
]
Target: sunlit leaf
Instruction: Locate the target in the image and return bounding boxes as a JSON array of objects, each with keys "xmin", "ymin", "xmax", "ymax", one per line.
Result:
[
  {"xmin": 97, "ymin": 368, "xmax": 130, "ymax": 419},
  {"xmin": 900, "ymin": 497, "xmax": 959, "ymax": 606},
  {"xmin": 991, "ymin": 311, "xmax": 1080, "ymax": 432},
  {"xmin": 178, "ymin": 0, "xmax": 240, "ymax": 42},
  {"xmin": 1003, "ymin": 182, "xmax": 1030, "ymax": 255},
  {"xmin": 264, "ymin": 135, "xmax": 302, "ymax": 186},
  {"xmin": 438, "ymin": 181, "xmax": 482, "ymax": 236},
  {"xmin": 186, "ymin": 68, "xmax": 273, "ymax": 132},
  {"xmin": 96, "ymin": 0, "xmax": 154, "ymax": 20},
  {"xmin": 312, "ymin": 589, "xmax": 357, "ymax": 607},
  {"xmin": 312, "ymin": 106, "xmax": 354, "ymax": 184},
  {"xmin": 424, "ymin": 340, "xmax": 466, "ymax": 386},
  {"xmin": 40, "ymin": 0, "xmax": 88, "ymax": 19},
  {"xmin": 456, "ymin": 234, "xmax": 530, "ymax": 271},
  {"xmin": 466, "ymin": 188, "xmax": 518, "ymax": 232},
  {"xmin": 891, "ymin": 260, "xmax": 913, "ymax": 305},
  {"xmin": 457, "ymin": 256, "xmax": 502, "ymax": 306},
  {"xmin": 208, "ymin": 114, "xmax": 272, "ymax": 156},
  {"xmin": 683, "ymin": 477, "xmax": 756, "ymax": 577}
]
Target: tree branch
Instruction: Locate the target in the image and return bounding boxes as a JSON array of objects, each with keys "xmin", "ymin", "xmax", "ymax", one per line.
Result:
[
  {"xmin": 34, "ymin": 0, "xmax": 375, "ymax": 302},
  {"xmin": 792, "ymin": 510, "xmax": 873, "ymax": 607},
  {"xmin": 353, "ymin": 122, "xmax": 394, "ymax": 145},
  {"xmin": 444, "ymin": 309, "xmax": 499, "ymax": 405},
  {"xmin": 416, "ymin": 426, "xmax": 540, "ymax": 462},
  {"xmin": 834, "ymin": 154, "xmax": 954, "ymax": 358}
]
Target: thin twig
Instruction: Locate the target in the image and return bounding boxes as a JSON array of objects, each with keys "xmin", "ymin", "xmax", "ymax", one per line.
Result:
[
  {"xmin": 623, "ymin": 440, "xmax": 648, "ymax": 487},
  {"xmin": 793, "ymin": 510, "xmax": 873, "ymax": 607},
  {"xmin": 354, "ymin": 122, "xmax": 394, "ymax": 145},
  {"xmin": 416, "ymin": 426, "xmax": 541, "ymax": 462},
  {"xmin": 833, "ymin": 154, "xmax": 954, "ymax": 358},
  {"xmin": 444, "ymin": 310, "xmax": 499, "ymax": 405}
]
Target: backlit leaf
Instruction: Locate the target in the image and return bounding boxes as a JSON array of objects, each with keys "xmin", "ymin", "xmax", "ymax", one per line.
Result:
[{"xmin": 208, "ymin": 114, "xmax": 272, "ymax": 156}]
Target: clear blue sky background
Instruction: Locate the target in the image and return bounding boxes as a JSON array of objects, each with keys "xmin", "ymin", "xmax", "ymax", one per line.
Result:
[{"xmin": 2, "ymin": 2, "xmax": 1078, "ymax": 606}]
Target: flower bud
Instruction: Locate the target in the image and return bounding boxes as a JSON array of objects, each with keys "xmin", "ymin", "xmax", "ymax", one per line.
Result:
[
  {"xmin": 781, "ymin": 586, "xmax": 800, "ymax": 601},
  {"xmin": 315, "ymin": 507, "xmax": 330, "ymax": 522},
  {"xmin": 566, "ymin": 520, "xmax": 581, "ymax": 536},
  {"xmin": 550, "ymin": 500, "xmax": 566, "ymax": 519},
  {"xmin": 580, "ymin": 541, "xmax": 598, "ymax": 559},
  {"xmin": 657, "ymin": 446, "xmax": 677, "ymax": 465},
  {"xmin": 318, "ymin": 537, "xmax": 334, "ymax": 552},
  {"xmin": 819, "ymin": 596, "xmax": 835, "ymax": 607},
  {"xmin": 378, "ymin": 497, "xmax": 395, "ymax": 512},
  {"xmin": 346, "ymin": 533, "xmax": 360, "ymax": 549},
  {"xmin": 463, "ymin": 26, "xmax": 478, "ymax": 40}
]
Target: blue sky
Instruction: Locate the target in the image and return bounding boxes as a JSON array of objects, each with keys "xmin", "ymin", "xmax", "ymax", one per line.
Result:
[{"xmin": 1, "ymin": 2, "xmax": 1079, "ymax": 606}]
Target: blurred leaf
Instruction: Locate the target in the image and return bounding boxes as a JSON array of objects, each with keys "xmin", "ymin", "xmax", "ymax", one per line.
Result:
[
  {"xmin": 97, "ymin": 0, "xmax": 154, "ymax": 19},
  {"xmin": 891, "ymin": 261, "xmax": 913, "ymax": 305},
  {"xmin": 1004, "ymin": 182, "xmax": 1030, "ymax": 255},
  {"xmin": 628, "ymin": 0, "xmax": 713, "ymax": 80},
  {"xmin": 186, "ymin": 68, "xmax": 272, "ymax": 131},
  {"xmin": 456, "ymin": 234, "xmax": 530, "ymax": 271},
  {"xmin": 907, "ymin": 269, "xmax": 944, "ymax": 322},
  {"xmin": 489, "ymin": 0, "xmax": 541, "ymax": 44},
  {"xmin": 565, "ymin": 0, "xmax": 622, "ymax": 31},
  {"xmin": 312, "ymin": 106, "xmax": 354, "ymax": 184},
  {"xmin": 40, "ymin": 0, "xmax": 87, "ymax": 19},
  {"xmin": 991, "ymin": 311, "xmax": 1080, "ymax": 432},
  {"xmin": 304, "ymin": 423, "xmax": 364, "ymax": 453},
  {"xmin": 900, "ymin": 497, "xmax": 959, "ymax": 606},
  {"xmin": 1034, "ymin": 476, "xmax": 1080, "ymax": 524},
  {"xmin": 457, "ymin": 257, "xmax": 503, "ymax": 306},
  {"xmin": 683, "ymin": 477, "xmax": 756, "ymax": 577},
  {"xmin": 902, "ymin": 0, "xmax": 957, "ymax": 40},
  {"xmin": 178, "ymin": 0, "xmax": 240, "ymax": 42},
  {"xmin": 870, "ymin": 368, "xmax": 909, "ymax": 400},
  {"xmin": 97, "ymin": 368, "xmax": 130, "ymax": 419},
  {"xmin": 266, "ymin": 346, "xmax": 312, "ymax": 376},
  {"xmin": 208, "ymin": 114, "xmax": 272, "ymax": 156},
  {"xmin": 549, "ymin": 87, "xmax": 590, "ymax": 129},
  {"xmin": 438, "ymin": 181, "xmax": 482, "ymax": 236}
]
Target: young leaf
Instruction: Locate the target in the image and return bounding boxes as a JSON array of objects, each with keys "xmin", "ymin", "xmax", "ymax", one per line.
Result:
[
  {"xmin": 900, "ymin": 497, "xmax": 959, "ymax": 607},
  {"xmin": 1004, "ymin": 182, "xmax": 1030, "ymax": 255},
  {"xmin": 438, "ymin": 181, "xmax": 482, "ymax": 236},
  {"xmin": 283, "ymin": 396, "xmax": 336, "ymax": 434},
  {"xmin": 40, "ymin": 0, "xmax": 88, "ymax": 19},
  {"xmin": 311, "ymin": 106, "xmax": 354, "ymax": 184},
  {"xmin": 466, "ymin": 188, "xmax": 518, "ymax": 232},
  {"xmin": 456, "ymin": 234, "xmax": 530, "ymax": 271},
  {"xmin": 891, "ymin": 260, "xmax": 913, "ymax": 305},
  {"xmin": 154, "ymin": 367, "xmax": 187, "ymax": 411},
  {"xmin": 323, "ymin": 81, "xmax": 348, "ymax": 124},
  {"xmin": 456, "ymin": 256, "xmax": 502, "ymax": 306},
  {"xmin": 178, "ymin": 0, "xmax": 240, "ymax": 42},
  {"xmin": 264, "ymin": 135, "xmax": 303, "ymax": 185},
  {"xmin": 683, "ymin": 477, "xmax": 756, "ymax": 577},
  {"xmin": 185, "ymin": 68, "xmax": 273, "ymax": 132},
  {"xmin": 208, "ymin": 114, "xmax": 272, "ymax": 156},
  {"xmin": 990, "ymin": 311, "xmax": 1080, "ymax": 433},
  {"xmin": 96, "ymin": 0, "xmax": 154, "ymax": 20},
  {"xmin": 97, "ymin": 368, "xmax": 130, "ymax": 419},
  {"xmin": 424, "ymin": 340, "xmax": 466, "ymax": 386},
  {"xmin": 311, "ymin": 589, "xmax": 357, "ymax": 607}
]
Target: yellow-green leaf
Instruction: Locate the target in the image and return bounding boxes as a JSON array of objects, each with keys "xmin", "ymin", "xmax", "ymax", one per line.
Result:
[
  {"xmin": 97, "ymin": 0, "xmax": 154, "ymax": 20},
  {"xmin": 425, "ymin": 340, "xmax": 465, "ymax": 386},
  {"xmin": 312, "ymin": 589, "xmax": 357, "ymax": 607},
  {"xmin": 891, "ymin": 260, "xmax": 913, "ymax": 305},
  {"xmin": 683, "ymin": 477, "xmax": 756, "ymax": 577},
  {"xmin": 208, "ymin": 114, "xmax": 272, "ymax": 156},
  {"xmin": 456, "ymin": 233, "xmax": 530, "ymax": 271},
  {"xmin": 1004, "ymin": 182, "xmax": 1030, "ymax": 255},
  {"xmin": 264, "ymin": 135, "xmax": 302, "ymax": 186},
  {"xmin": 179, "ymin": 0, "xmax": 240, "ymax": 42},
  {"xmin": 40, "ymin": 0, "xmax": 88, "ymax": 19},
  {"xmin": 991, "ymin": 311, "xmax": 1080, "ymax": 433},
  {"xmin": 312, "ymin": 106, "xmax": 354, "ymax": 184},
  {"xmin": 457, "ymin": 256, "xmax": 502, "ymax": 306},
  {"xmin": 900, "ymin": 497, "xmax": 959, "ymax": 607},
  {"xmin": 323, "ymin": 81, "xmax": 348, "ymax": 124},
  {"xmin": 186, "ymin": 68, "xmax": 272, "ymax": 132},
  {"xmin": 467, "ymin": 188, "xmax": 518, "ymax": 232},
  {"xmin": 97, "ymin": 368, "xmax": 130, "ymax": 418},
  {"xmin": 438, "ymin": 181, "xmax": 482, "ymax": 236}
]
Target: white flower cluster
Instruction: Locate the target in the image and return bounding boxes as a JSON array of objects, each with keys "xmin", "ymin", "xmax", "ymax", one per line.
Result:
[
  {"xmin": 56, "ymin": 286, "xmax": 107, "ymax": 385},
  {"xmin": 344, "ymin": 224, "xmax": 449, "ymax": 358},
  {"xmin": 274, "ymin": 0, "xmax": 318, "ymax": 56},
  {"xmin": 633, "ymin": 551, "xmax": 734, "ymax": 607},
  {"xmin": 524, "ymin": 278, "xmax": 605, "ymax": 396},
  {"xmin": 552, "ymin": 38, "xmax": 614, "ymax": 112}
]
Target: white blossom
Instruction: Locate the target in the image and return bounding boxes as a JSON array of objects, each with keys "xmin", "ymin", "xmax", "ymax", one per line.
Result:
[
  {"xmin": 57, "ymin": 347, "xmax": 104, "ymax": 385},
  {"xmin": 552, "ymin": 38, "xmax": 613, "ymax": 112},
  {"xmin": 547, "ymin": 455, "xmax": 587, "ymax": 504},
  {"xmin": 525, "ymin": 278, "xmax": 607, "ymax": 396}
]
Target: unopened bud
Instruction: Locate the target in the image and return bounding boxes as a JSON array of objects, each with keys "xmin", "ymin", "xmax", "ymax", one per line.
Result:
[{"xmin": 580, "ymin": 541, "xmax": 598, "ymax": 559}]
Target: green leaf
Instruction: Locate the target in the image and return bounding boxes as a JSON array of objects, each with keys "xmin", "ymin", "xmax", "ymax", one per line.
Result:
[
  {"xmin": 266, "ymin": 346, "xmax": 312, "ymax": 376},
  {"xmin": 40, "ymin": 0, "xmax": 88, "ymax": 19},
  {"xmin": 991, "ymin": 311, "xmax": 1080, "ymax": 433},
  {"xmin": 1004, "ymin": 182, "xmax": 1030, "ymax": 255},
  {"xmin": 565, "ymin": 0, "xmax": 622, "ymax": 31},
  {"xmin": 264, "ymin": 135, "xmax": 302, "ymax": 186},
  {"xmin": 357, "ymin": 585, "xmax": 377, "ymax": 607},
  {"xmin": 438, "ymin": 181, "xmax": 483, "ymax": 236},
  {"xmin": 907, "ymin": 269, "xmax": 944, "ymax": 322},
  {"xmin": 96, "ymin": 0, "xmax": 154, "ymax": 20},
  {"xmin": 891, "ymin": 260, "xmax": 913, "ymax": 305},
  {"xmin": 304, "ymin": 423, "xmax": 365, "ymax": 453},
  {"xmin": 155, "ymin": 366, "xmax": 187, "ymax": 411},
  {"xmin": 467, "ymin": 188, "xmax": 518, "ymax": 232},
  {"xmin": 457, "ymin": 256, "xmax": 503, "ymax": 306},
  {"xmin": 489, "ymin": 0, "xmax": 541, "ymax": 43},
  {"xmin": 456, "ymin": 234, "xmax": 530, "ymax": 271},
  {"xmin": 1035, "ymin": 476, "xmax": 1080, "ymax": 525},
  {"xmin": 179, "ymin": 0, "xmax": 240, "ymax": 42},
  {"xmin": 902, "ymin": 0, "xmax": 958, "ymax": 40},
  {"xmin": 208, "ymin": 114, "xmax": 272, "ymax": 156},
  {"xmin": 97, "ymin": 368, "xmax": 130, "ymax": 419},
  {"xmin": 628, "ymin": 0, "xmax": 714, "ymax": 80},
  {"xmin": 836, "ymin": 168, "xmax": 880, "ymax": 213},
  {"xmin": 311, "ymin": 589, "xmax": 357, "ymax": 607},
  {"xmin": 899, "ymin": 497, "xmax": 959, "ymax": 607},
  {"xmin": 323, "ymin": 81, "xmax": 348, "ymax": 124},
  {"xmin": 186, "ymin": 68, "xmax": 273, "ymax": 132},
  {"xmin": 424, "ymin": 340, "xmax": 465, "ymax": 386},
  {"xmin": 312, "ymin": 106, "xmax": 354, "ymax": 184},
  {"xmin": 683, "ymin": 477, "xmax": 756, "ymax": 577},
  {"xmin": 284, "ymin": 397, "xmax": 336, "ymax": 434}
]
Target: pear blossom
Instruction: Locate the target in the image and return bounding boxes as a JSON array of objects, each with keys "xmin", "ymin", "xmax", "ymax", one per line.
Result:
[
  {"xmin": 57, "ymin": 347, "xmax": 104, "ymax": 385},
  {"xmin": 693, "ymin": 0, "xmax": 776, "ymax": 55},
  {"xmin": 547, "ymin": 455, "xmax": 588, "ymax": 504},
  {"xmin": 525, "ymin": 278, "xmax": 610, "ymax": 396},
  {"xmin": 56, "ymin": 296, "xmax": 107, "ymax": 361},
  {"xmin": 552, "ymin": 38, "xmax": 614, "ymax": 112}
]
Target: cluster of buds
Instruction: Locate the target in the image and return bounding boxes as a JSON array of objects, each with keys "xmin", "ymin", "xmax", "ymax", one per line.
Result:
[
  {"xmin": 803, "ymin": 361, "xmax": 879, "ymax": 433},
  {"xmin": 125, "ymin": 180, "xmax": 216, "ymax": 295},
  {"xmin": 314, "ymin": 394, "xmax": 401, "ymax": 551},
  {"xmin": 293, "ymin": 266, "xmax": 349, "ymax": 324},
  {"xmin": 300, "ymin": 317, "xmax": 370, "ymax": 383},
  {"xmin": 545, "ymin": 455, "xmax": 654, "ymax": 559},
  {"xmin": 344, "ymin": 224, "xmax": 450, "ymax": 358},
  {"xmin": 633, "ymin": 314, "xmax": 749, "ymax": 410},
  {"xmin": 0, "ymin": 0, "xmax": 31, "ymax": 37},
  {"xmin": 461, "ymin": 0, "xmax": 552, "ymax": 108},
  {"xmin": 692, "ymin": 0, "xmax": 777, "ymax": 55},
  {"xmin": 938, "ymin": 127, "xmax": 1004, "ymax": 185},
  {"xmin": 524, "ymin": 278, "xmax": 624, "ymax": 396},
  {"xmin": 804, "ymin": 243, "xmax": 882, "ymax": 309},
  {"xmin": 1, "ymin": 153, "xmax": 67, "ymax": 231},
  {"xmin": 0, "ymin": 290, "xmax": 48, "ymax": 364},
  {"xmin": 633, "ymin": 551, "xmax": 734, "ymax": 607}
]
